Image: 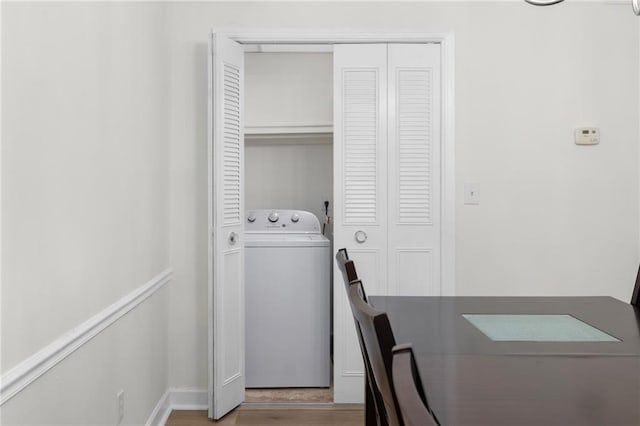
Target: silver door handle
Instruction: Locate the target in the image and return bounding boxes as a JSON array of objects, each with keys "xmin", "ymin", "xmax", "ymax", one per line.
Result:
[{"xmin": 354, "ymin": 230, "xmax": 367, "ymax": 244}]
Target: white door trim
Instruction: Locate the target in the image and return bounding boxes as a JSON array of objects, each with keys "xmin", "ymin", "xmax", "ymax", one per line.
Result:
[
  {"xmin": 208, "ymin": 29, "xmax": 455, "ymax": 409},
  {"xmin": 225, "ymin": 30, "xmax": 451, "ymax": 46}
]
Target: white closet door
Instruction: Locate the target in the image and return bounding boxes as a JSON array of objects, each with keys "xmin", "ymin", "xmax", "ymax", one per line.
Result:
[
  {"xmin": 208, "ymin": 32, "xmax": 245, "ymax": 420},
  {"xmin": 387, "ymin": 44, "xmax": 442, "ymax": 296},
  {"xmin": 333, "ymin": 43, "xmax": 444, "ymax": 403},
  {"xmin": 333, "ymin": 44, "xmax": 387, "ymax": 402}
]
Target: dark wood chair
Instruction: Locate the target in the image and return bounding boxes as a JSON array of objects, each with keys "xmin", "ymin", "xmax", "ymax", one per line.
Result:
[
  {"xmin": 336, "ymin": 248, "xmax": 357, "ymax": 282},
  {"xmin": 391, "ymin": 344, "xmax": 439, "ymax": 426},
  {"xmin": 348, "ymin": 280, "xmax": 402, "ymax": 426},
  {"xmin": 336, "ymin": 248, "xmax": 367, "ymax": 301},
  {"xmin": 336, "ymin": 250, "xmax": 384, "ymax": 425},
  {"xmin": 632, "ymin": 264, "xmax": 640, "ymax": 307}
]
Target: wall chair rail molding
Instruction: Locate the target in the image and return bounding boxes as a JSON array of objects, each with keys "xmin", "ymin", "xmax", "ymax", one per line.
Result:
[{"xmin": 0, "ymin": 268, "xmax": 173, "ymax": 406}]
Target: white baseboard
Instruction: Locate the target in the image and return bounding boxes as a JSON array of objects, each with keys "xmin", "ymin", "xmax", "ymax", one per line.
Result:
[
  {"xmin": 146, "ymin": 389, "xmax": 172, "ymax": 426},
  {"xmin": 146, "ymin": 388, "xmax": 208, "ymax": 426},
  {"xmin": 0, "ymin": 268, "xmax": 173, "ymax": 406}
]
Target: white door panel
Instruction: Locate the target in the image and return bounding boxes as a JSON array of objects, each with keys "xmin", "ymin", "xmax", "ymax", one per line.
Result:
[
  {"xmin": 333, "ymin": 44, "xmax": 388, "ymax": 403},
  {"xmin": 333, "ymin": 44, "xmax": 388, "ymax": 292},
  {"xmin": 387, "ymin": 44, "xmax": 441, "ymax": 296},
  {"xmin": 347, "ymin": 249, "xmax": 385, "ymax": 296},
  {"xmin": 395, "ymin": 248, "xmax": 435, "ymax": 295},
  {"xmin": 208, "ymin": 32, "xmax": 245, "ymax": 420}
]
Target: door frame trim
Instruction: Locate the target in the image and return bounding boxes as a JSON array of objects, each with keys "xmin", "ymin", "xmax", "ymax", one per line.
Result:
[{"xmin": 208, "ymin": 30, "xmax": 455, "ymax": 410}]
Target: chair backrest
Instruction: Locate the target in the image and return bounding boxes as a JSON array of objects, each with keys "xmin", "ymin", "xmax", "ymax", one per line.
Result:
[
  {"xmin": 337, "ymin": 247, "xmax": 350, "ymax": 261},
  {"xmin": 632, "ymin": 264, "xmax": 640, "ymax": 306},
  {"xmin": 336, "ymin": 248, "xmax": 357, "ymax": 281},
  {"xmin": 348, "ymin": 281, "xmax": 402, "ymax": 426},
  {"xmin": 336, "ymin": 251, "xmax": 385, "ymax": 424},
  {"xmin": 336, "ymin": 248, "xmax": 366, "ymax": 301},
  {"xmin": 392, "ymin": 344, "xmax": 439, "ymax": 426}
]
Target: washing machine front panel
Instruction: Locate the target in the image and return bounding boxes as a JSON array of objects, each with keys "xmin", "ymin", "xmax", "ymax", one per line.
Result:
[{"xmin": 245, "ymin": 209, "xmax": 331, "ymax": 388}]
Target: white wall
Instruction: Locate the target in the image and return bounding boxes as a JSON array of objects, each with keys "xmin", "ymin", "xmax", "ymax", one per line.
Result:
[
  {"xmin": 245, "ymin": 52, "xmax": 333, "ymax": 226},
  {"xmin": 245, "ymin": 52, "xmax": 333, "ymax": 128},
  {"xmin": 166, "ymin": 1, "xmax": 639, "ymax": 391},
  {"xmin": 1, "ymin": 3, "xmax": 171, "ymax": 424},
  {"xmin": 455, "ymin": 5, "xmax": 638, "ymax": 298},
  {"xmin": 245, "ymin": 141, "xmax": 333, "ymax": 224}
]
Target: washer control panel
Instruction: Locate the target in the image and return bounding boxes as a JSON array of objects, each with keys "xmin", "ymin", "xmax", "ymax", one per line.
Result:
[{"xmin": 245, "ymin": 209, "xmax": 322, "ymax": 233}]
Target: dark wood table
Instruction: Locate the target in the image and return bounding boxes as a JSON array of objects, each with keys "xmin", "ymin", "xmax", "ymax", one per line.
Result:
[{"xmin": 370, "ymin": 296, "xmax": 640, "ymax": 426}]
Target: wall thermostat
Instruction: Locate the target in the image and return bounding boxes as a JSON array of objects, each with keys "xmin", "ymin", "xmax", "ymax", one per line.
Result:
[{"xmin": 574, "ymin": 127, "xmax": 600, "ymax": 145}]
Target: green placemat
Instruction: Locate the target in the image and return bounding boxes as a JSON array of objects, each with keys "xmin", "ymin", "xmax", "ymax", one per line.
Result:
[{"xmin": 462, "ymin": 314, "xmax": 620, "ymax": 342}]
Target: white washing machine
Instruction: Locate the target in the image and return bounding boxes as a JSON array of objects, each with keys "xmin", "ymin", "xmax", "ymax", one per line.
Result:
[{"xmin": 245, "ymin": 209, "xmax": 330, "ymax": 388}]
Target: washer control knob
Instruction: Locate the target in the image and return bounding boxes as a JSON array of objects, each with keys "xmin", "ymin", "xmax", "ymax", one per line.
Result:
[
  {"xmin": 291, "ymin": 213, "xmax": 300, "ymax": 223},
  {"xmin": 268, "ymin": 211, "xmax": 279, "ymax": 223},
  {"xmin": 247, "ymin": 213, "xmax": 256, "ymax": 223}
]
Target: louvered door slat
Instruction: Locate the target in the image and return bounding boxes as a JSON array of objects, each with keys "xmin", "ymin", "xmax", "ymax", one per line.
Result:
[
  {"xmin": 343, "ymin": 69, "xmax": 379, "ymax": 224},
  {"xmin": 397, "ymin": 69, "xmax": 432, "ymax": 224},
  {"xmin": 223, "ymin": 63, "xmax": 241, "ymax": 225}
]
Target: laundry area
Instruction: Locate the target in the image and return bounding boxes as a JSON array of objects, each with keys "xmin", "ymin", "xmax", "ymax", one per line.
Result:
[{"xmin": 243, "ymin": 48, "xmax": 334, "ymax": 402}]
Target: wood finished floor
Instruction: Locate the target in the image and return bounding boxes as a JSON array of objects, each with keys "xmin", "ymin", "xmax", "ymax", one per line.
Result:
[
  {"xmin": 165, "ymin": 406, "xmax": 364, "ymax": 426},
  {"xmin": 245, "ymin": 387, "xmax": 333, "ymax": 403}
]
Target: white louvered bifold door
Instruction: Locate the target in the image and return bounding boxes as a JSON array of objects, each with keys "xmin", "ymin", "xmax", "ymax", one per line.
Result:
[
  {"xmin": 208, "ymin": 32, "xmax": 245, "ymax": 420},
  {"xmin": 333, "ymin": 44, "xmax": 387, "ymax": 403},
  {"xmin": 387, "ymin": 44, "xmax": 441, "ymax": 296},
  {"xmin": 333, "ymin": 43, "xmax": 442, "ymax": 404}
]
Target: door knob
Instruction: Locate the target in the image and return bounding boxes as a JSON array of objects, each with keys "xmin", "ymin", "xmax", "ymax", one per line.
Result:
[
  {"xmin": 228, "ymin": 232, "xmax": 239, "ymax": 245},
  {"xmin": 354, "ymin": 230, "xmax": 367, "ymax": 244}
]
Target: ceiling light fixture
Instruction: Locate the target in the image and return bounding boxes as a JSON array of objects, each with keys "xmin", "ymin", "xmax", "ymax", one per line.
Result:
[
  {"xmin": 525, "ymin": 0, "xmax": 639, "ymax": 16},
  {"xmin": 524, "ymin": 0, "xmax": 565, "ymax": 5}
]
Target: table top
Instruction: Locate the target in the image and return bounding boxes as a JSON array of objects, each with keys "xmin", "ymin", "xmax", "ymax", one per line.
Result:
[
  {"xmin": 370, "ymin": 296, "xmax": 640, "ymax": 356},
  {"xmin": 370, "ymin": 296, "xmax": 640, "ymax": 425}
]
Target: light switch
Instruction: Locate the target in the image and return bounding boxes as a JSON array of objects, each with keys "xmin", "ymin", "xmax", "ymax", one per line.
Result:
[{"xmin": 464, "ymin": 182, "xmax": 480, "ymax": 205}]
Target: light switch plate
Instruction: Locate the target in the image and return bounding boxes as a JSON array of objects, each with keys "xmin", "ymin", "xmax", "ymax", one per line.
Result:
[{"xmin": 464, "ymin": 182, "xmax": 480, "ymax": 205}]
